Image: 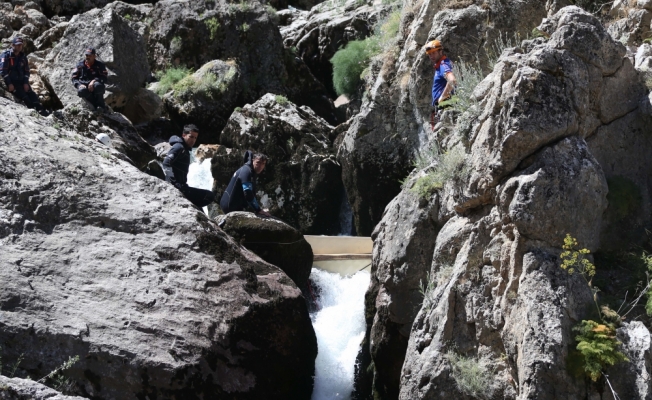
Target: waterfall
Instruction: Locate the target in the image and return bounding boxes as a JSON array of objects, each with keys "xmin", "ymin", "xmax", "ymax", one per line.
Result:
[
  {"xmin": 338, "ymin": 190, "xmax": 353, "ymax": 236},
  {"xmin": 187, "ymin": 150, "xmax": 214, "ymax": 214},
  {"xmin": 310, "ymin": 268, "xmax": 370, "ymax": 400}
]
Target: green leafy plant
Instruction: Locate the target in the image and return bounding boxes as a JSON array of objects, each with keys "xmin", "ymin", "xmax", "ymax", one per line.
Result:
[
  {"xmin": 419, "ymin": 271, "xmax": 436, "ymax": 311},
  {"xmin": 573, "ymin": 320, "xmax": 629, "ymax": 382},
  {"xmin": 446, "ymin": 351, "xmax": 493, "ymax": 398},
  {"xmin": 123, "ymin": 13, "xmax": 132, "ymax": 21},
  {"xmin": 174, "ymin": 67, "xmax": 236, "ymax": 100},
  {"xmin": 205, "ymin": 17, "xmax": 220, "ymax": 40},
  {"xmin": 274, "ymin": 94, "xmax": 289, "ymax": 105},
  {"xmin": 265, "ymin": 4, "xmax": 279, "ymax": 24},
  {"xmin": 330, "ymin": 9, "xmax": 401, "ymax": 97},
  {"xmin": 38, "ymin": 355, "xmax": 80, "ymax": 393},
  {"xmin": 239, "ymin": 22, "xmax": 250, "ymax": 33},
  {"xmin": 154, "ymin": 66, "xmax": 192, "ymax": 95},
  {"xmin": 411, "ymin": 147, "xmax": 468, "ymax": 197}
]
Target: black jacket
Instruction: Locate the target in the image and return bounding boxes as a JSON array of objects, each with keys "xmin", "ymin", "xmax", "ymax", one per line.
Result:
[
  {"xmin": 0, "ymin": 49, "xmax": 29, "ymax": 86},
  {"xmin": 162, "ymin": 135, "xmax": 191, "ymax": 186},
  {"xmin": 71, "ymin": 59, "xmax": 108, "ymax": 88},
  {"xmin": 220, "ymin": 151, "xmax": 261, "ymax": 213}
]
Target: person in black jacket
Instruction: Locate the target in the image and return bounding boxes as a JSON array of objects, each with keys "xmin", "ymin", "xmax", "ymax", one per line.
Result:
[
  {"xmin": 71, "ymin": 47, "xmax": 108, "ymax": 111},
  {"xmin": 0, "ymin": 37, "xmax": 48, "ymax": 116},
  {"xmin": 162, "ymin": 124, "xmax": 215, "ymax": 209},
  {"xmin": 220, "ymin": 150, "xmax": 271, "ymax": 217}
]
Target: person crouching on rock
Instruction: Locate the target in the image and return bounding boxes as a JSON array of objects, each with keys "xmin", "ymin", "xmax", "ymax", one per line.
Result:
[
  {"xmin": 71, "ymin": 47, "xmax": 108, "ymax": 112},
  {"xmin": 162, "ymin": 124, "xmax": 216, "ymax": 209},
  {"xmin": 0, "ymin": 37, "xmax": 49, "ymax": 116},
  {"xmin": 220, "ymin": 150, "xmax": 271, "ymax": 217}
]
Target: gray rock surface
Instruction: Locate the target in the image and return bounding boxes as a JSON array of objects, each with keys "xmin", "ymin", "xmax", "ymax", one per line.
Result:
[
  {"xmin": 146, "ymin": 0, "xmax": 337, "ymax": 129},
  {"xmin": 337, "ymin": 0, "xmax": 550, "ymax": 236},
  {"xmin": 0, "ymin": 96, "xmax": 317, "ymax": 400},
  {"xmin": 217, "ymin": 211, "xmax": 314, "ymax": 290},
  {"xmin": 609, "ymin": 321, "xmax": 652, "ymax": 399},
  {"xmin": 39, "ymin": 6, "xmax": 150, "ymax": 110},
  {"xmin": 280, "ymin": 0, "xmax": 391, "ymax": 96},
  {"xmin": 356, "ymin": 6, "xmax": 652, "ymax": 400},
  {"xmin": 0, "ymin": 376, "xmax": 88, "ymax": 400},
  {"xmin": 214, "ymin": 93, "xmax": 343, "ymax": 235}
]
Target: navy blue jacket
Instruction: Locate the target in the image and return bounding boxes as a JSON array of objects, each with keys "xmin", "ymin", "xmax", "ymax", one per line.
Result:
[
  {"xmin": 220, "ymin": 151, "xmax": 261, "ymax": 214},
  {"xmin": 162, "ymin": 135, "xmax": 191, "ymax": 186},
  {"xmin": 0, "ymin": 49, "xmax": 29, "ymax": 86},
  {"xmin": 71, "ymin": 59, "xmax": 108, "ymax": 88}
]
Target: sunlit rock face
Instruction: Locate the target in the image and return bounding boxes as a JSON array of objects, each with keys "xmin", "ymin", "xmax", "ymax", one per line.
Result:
[{"xmin": 0, "ymin": 97, "xmax": 317, "ymax": 400}]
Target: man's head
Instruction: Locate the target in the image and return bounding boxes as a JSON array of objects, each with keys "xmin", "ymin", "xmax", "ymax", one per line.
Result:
[
  {"xmin": 84, "ymin": 47, "xmax": 96, "ymax": 64},
  {"xmin": 182, "ymin": 124, "xmax": 199, "ymax": 147},
  {"xmin": 11, "ymin": 37, "xmax": 23, "ymax": 54},
  {"xmin": 425, "ymin": 39, "xmax": 444, "ymax": 63},
  {"xmin": 252, "ymin": 153, "xmax": 268, "ymax": 174}
]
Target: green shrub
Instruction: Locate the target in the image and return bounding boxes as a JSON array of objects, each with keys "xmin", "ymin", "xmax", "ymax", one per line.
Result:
[
  {"xmin": 123, "ymin": 13, "xmax": 132, "ymax": 21},
  {"xmin": 239, "ymin": 22, "xmax": 250, "ymax": 32},
  {"xmin": 330, "ymin": 9, "xmax": 401, "ymax": 97},
  {"xmin": 174, "ymin": 67, "xmax": 236, "ymax": 99},
  {"xmin": 154, "ymin": 66, "xmax": 192, "ymax": 95},
  {"xmin": 419, "ymin": 271, "xmax": 436, "ymax": 311},
  {"xmin": 573, "ymin": 320, "xmax": 629, "ymax": 381},
  {"xmin": 446, "ymin": 351, "xmax": 493, "ymax": 398},
  {"xmin": 265, "ymin": 4, "xmax": 279, "ymax": 24},
  {"xmin": 205, "ymin": 17, "xmax": 220, "ymax": 40},
  {"xmin": 411, "ymin": 147, "xmax": 468, "ymax": 197},
  {"xmin": 274, "ymin": 94, "xmax": 289, "ymax": 105}
]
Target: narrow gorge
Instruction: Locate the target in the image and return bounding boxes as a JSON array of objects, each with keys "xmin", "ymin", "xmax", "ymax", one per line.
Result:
[{"xmin": 1, "ymin": 0, "xmax": 651, "ymax": 399}]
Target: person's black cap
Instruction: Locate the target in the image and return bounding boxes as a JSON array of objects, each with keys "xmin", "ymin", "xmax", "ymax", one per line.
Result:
[
  {"xmin": 84, "ymin": 47, "xmax": 96, "ymax": 55},
  {"xmin": 12, "ymin": 37, "xmax": 23, "ymax": 45}
]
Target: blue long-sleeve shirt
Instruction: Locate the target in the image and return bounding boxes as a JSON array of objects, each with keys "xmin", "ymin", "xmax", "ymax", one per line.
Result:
[{"xmin": 432, "ymin": 56, "xmax": 453, "ymax": 106}]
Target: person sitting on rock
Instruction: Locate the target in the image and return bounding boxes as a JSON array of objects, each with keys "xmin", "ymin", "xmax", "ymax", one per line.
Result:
[
  {"xmin": 71, "ymin": 47, "xmax": 108, "ymax": 112},
  {"xmin": 0, "ymin": 37, "xmax": 49, "ymax": 116},
  {"xmin": 220, "ymin": 150, "xmax": 271, "ymax": 217},
  {"xmin": 162, "ymin": 124, "xmax": 216, "ymax": 209}
]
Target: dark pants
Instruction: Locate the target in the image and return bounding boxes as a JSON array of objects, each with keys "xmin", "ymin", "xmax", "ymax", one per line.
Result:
[
  {"xmin": 77, "ymin": 81, "xmax": 106, "ymax": 108},
  {"xmin": 11, "ymin": 82, "xmax": 44, "ymax": 111},
  {"xmin": 181, "ymin": 185, "xmax": 215, "ymax": 209}
]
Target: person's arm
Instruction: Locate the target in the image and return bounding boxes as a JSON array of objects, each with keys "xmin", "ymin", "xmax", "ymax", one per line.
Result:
[
  {"xmin": 239, "ymin": 168, "xmax": 262, "ymax": 213},
  {"xmin": 96, "ymin": 62, "xmax": 108, "ymax": 84},
  {"xmin": 438, "ymin": 71, "xmax": 457, "ymax": 103},
  {"xmin": 22, "ymin": 55, "xmax": 29, "ymax": 85},
  {"xmin": 0, "ymin": 53, "xmax": 11, "ymax": 87},
  {"xmin": 162, "ymin": 144, "xmax": 183, "ymax": 184},
  {"xmin": 71, "ymin": 63, "xmax": 82, "ymax": 88}
]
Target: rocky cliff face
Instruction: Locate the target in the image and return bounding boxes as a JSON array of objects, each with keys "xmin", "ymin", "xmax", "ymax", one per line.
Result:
[
  {"xmin": 0, "ymin": 97, "xmax": 317, "ymax": 399},
  {"xmin": 357, "ymin": 5, "xmax": 652, "ymax": 400}
]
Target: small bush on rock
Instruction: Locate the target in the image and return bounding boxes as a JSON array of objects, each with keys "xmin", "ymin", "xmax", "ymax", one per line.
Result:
[
  {"xmin": 411, "ymin": 147, "xmax": 468, "ymax": 197},
  {"xmin": 205, "ymin": 17, "xmax": 220, "ymax": 40},
  {"xmin": 446, "ymin": 351, "xmax": 493, "ymax": 398},
  {"xmin": 154, "ymin": 67, "xmax": 192, "ymax": 95},
  {"xmin": 275, "ymin": 94, "xmax": 289, "ymax": 105},
  {"xmin": 573, "ymin": 320, "xmax": 628, "ymax": 381},
  {"xmin": 174, "ymin": 67, "xmax": 236, "ymax": 99}
]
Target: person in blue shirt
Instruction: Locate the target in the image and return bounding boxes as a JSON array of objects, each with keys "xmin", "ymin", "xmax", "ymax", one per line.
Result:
[
  {"xmin": 425, "ymin": 39, "xmax": 456, "ymax": 107},
  {"xmin": 0, "ymin": 37, "xmax": 48, "ymax": 116},
  {"xmin": 220, "ymin": 150, "xmax": 271, "ymax": 217}
]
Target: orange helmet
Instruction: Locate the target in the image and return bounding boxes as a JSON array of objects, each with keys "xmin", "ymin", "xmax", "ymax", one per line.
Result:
[{"xmin": 424, "ymin": 40, "xmax": 443, "ymax": 54}]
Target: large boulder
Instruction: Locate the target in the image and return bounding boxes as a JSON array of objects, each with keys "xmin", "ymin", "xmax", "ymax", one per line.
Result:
[
  {"xmin": 160, "ymin": 59, "xmax": 242, "ymax": 144},
  {"xmin": 146, "ymin": 0, "xmax": 336, "ymax": 131},
  {"xmin": 0, "ymin": 376, "xmax": 88, "ymax": 400},
  {"xmin": 280, "ymin": 0, "xmax": 391, "ymax": 96},
  {"xmin": 0, "ymin": 96, "xmax": 317, "ymax": 399},
  {"xmin": 357, "ymin": 6, "xmax": 652, "ymax": 400},
  {"xmin": 337, "ymin": 0, "xmax": 550, "ymax": 235},
  {"xmin": 214, "ymin": 93, "xmax": 343, "ymax": 235},
  {"xmin": 217, "ymin": 211, "xmax": 314, "ymax": 290},
  {"xmin": 39, "ymin": 6, "xmax": 150, "ymax": 111}
]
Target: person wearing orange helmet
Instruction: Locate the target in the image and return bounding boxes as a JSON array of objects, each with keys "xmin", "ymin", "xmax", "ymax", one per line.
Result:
[{"xmin": 424, "ymin": 39, "xmax": 456, "ymax": 107}]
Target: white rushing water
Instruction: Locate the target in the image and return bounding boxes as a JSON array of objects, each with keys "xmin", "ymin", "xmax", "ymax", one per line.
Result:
[
  {"xmin": 311, "ymin": 268, "xmax": 370, "ymax": 400},
  {"xmin": 186, "ymin": 150, "xmax": 214, "ymax": 214}
]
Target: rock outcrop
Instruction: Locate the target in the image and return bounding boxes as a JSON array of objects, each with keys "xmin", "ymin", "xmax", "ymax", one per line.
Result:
[
  {"xmin": 214, "ymin": 93, "xmax": 343, "ymax": 235},
  {"xmin": 337, "ymin": 0, "xmax": 551, "ymax": 235},
  {"xmin": 146, "ymin": 0, "xmax": 336, "ymax": 131},
  {"xmin": 0, "ymin": 97, "xmax": 317, "ymax": 400},
  {"xmin": 280, "ymin": 0, "xmax": 391, "ymax": 96},
  {"xmin": 357, "ymin": 6, "xmax": 652, "ymax": 400},
  {"xmin": 217, "ymin": 211, "xmax": 314, "ymax": 290},
  {"xmin": 39, "ymin": 6, "xmax": 150, "ymax": 111},
  {"xmin": 0, "ymin": 376, "xmax": 88, "ymax": 400}
]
